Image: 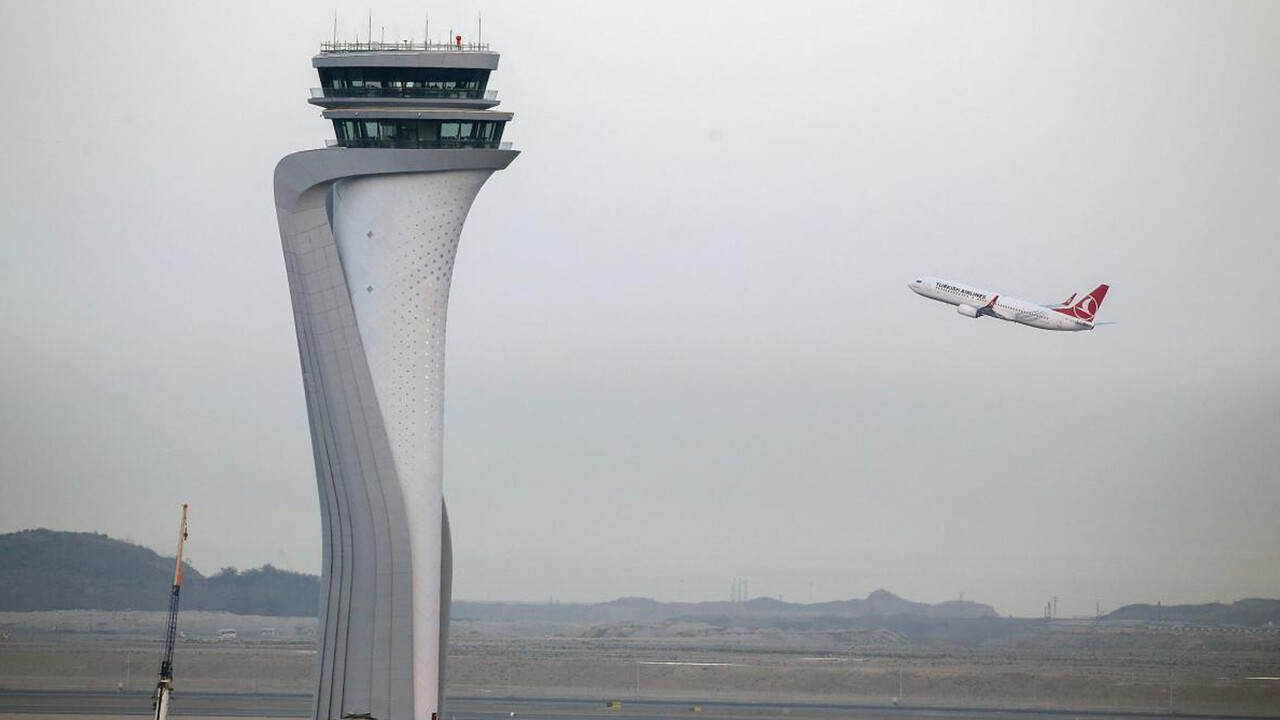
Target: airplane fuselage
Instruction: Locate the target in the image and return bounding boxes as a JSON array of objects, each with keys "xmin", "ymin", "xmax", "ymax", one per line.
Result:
[{"xmin": 908, "ymin": 277, "xmax": 1097, "ymax": 331}]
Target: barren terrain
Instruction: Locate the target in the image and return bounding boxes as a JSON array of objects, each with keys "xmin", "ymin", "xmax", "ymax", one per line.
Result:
[{"xmin": 1, "ymin": 610, "xmax": 1278, "ymax": 715}]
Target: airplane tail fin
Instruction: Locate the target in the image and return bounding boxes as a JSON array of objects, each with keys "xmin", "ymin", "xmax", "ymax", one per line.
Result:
[{"xmin": 1069, "ymin": 284, "xmax": 1109, "ymax": 321}]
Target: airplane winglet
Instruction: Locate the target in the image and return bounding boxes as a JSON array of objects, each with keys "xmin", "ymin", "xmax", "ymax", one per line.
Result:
[
  {"xmin": 984, "ymin": 295, "xmax": 998, "ymax": 310},
  {"xmin": 1062, "ymin": 292, "xmax": 1076, "ymax": 307}
]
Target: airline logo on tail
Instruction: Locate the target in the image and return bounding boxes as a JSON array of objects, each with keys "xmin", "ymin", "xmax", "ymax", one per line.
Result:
[{"xmin": 1055, "ymin": 284, "xmax": 1109, "ymax": 322}]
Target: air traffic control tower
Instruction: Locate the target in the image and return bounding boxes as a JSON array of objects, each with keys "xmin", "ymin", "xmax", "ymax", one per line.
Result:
[{"xmin": 273, "ymin": 38, "xmax": 517, "ymax": 720}]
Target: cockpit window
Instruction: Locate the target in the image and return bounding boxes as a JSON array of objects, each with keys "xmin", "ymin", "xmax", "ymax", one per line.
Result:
[{"xmin": 915, "ymin": 279, "xmax": 923, "ymax": 283}]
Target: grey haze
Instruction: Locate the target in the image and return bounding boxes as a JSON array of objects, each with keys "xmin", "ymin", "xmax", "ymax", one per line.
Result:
[{"xmin": 1, "ymin": 1, "xmax": 1277, "ymax": 617}]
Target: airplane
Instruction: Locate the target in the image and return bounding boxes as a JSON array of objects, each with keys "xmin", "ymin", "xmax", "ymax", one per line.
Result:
[{"xmin": 908, "ymin": 277, "xmax": 1111, "ymax": 331}]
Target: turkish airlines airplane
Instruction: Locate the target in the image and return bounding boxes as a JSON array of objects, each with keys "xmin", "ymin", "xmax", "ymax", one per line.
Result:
[{"xmin": 908, "ymin": 277, "xmax": 1111, "ymax": 331}]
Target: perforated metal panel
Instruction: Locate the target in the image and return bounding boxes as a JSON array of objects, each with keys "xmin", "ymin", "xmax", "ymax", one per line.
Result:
[{"xmin": 331, "ymin": 170, "xmax": 491, "ymax": 720}]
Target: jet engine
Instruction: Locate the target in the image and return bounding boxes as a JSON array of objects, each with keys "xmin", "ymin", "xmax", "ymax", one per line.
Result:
[{"xmin": 957, "ymin": 304, "xmax": 980, "ymax": 318}]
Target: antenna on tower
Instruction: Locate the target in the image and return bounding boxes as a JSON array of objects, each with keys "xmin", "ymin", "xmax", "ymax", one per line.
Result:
[
  {"xmin": 478, "ymin": 10, "xmax": 482, "ymax": 46},
  {"xmin": 332, "ymin": 11, "xmax": 337, "ymax": 46},
  {"xmin": 367, "ymin": 9, "xmax": 372, "ymax": 50},
  {"xmin": 424, "ymin": 12, "xmax": 429, "ymax": 48}
]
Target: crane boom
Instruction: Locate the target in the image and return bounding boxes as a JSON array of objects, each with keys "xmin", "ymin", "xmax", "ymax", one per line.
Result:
[{"xmin": 153, "ymin": 504, "xmax": 188, "ymax": 720}]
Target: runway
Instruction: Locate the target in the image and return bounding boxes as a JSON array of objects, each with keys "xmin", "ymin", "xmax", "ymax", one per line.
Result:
[{"xmin": 1, "ymin": 690, "xmax": 1276, "ymax": 720}]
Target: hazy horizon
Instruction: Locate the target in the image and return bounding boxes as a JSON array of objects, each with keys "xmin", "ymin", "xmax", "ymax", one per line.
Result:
[
  {"xmin": 2, "ymin": 1, "xmax": 1277, "ymax": 619},
  {"xmin": 0, "ymin": 524, "xmax": 1205, "ymax": 618}
]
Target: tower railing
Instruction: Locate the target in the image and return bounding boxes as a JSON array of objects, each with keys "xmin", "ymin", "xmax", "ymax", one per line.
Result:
[
  {"xmin": 311, "ymin": 87, "xmax": 498, "ymax": 101},
  {"xmin": 321, "ymin": 40, "xmax": 491, "ymax": 53}
]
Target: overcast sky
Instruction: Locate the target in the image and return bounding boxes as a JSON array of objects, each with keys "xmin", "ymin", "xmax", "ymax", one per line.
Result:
[{"xmin": 1, "ymin": 1, "xmax": 1277, "ymax": 618}]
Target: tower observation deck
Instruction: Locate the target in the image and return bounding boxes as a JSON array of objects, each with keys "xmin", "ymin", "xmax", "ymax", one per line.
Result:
[{"xmin": 273, "ymin": 39, "xmax": 518, "ymax": 720}]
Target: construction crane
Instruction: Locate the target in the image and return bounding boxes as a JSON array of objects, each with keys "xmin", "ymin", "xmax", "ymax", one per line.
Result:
[{"xmin": 153, "ymin": 504, "xmax": 189, "ymax": 720}]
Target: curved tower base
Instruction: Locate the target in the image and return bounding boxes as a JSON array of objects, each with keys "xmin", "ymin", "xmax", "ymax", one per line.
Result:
[{"xmin": 275, "ymin": 148, "xmax": 518, "ymax": 720}]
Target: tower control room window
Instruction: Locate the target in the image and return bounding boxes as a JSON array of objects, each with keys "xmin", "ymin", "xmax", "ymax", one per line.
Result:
[
  {"xmin": 332, "ymin": 119, "xmax": 504, "ymax": 149},
  {"xmin": 319, "ymin": 68, "xmax": 491, "ymax": 98}
]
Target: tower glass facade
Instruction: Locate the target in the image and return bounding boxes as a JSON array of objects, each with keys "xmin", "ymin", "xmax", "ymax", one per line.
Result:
[
  {"xmin": 317, "ymin": 66, "xmax": 491, "ymax": 98},
  {"xmin": 332, "ymin": 119, "xmax": 505, "ymax": 149}
]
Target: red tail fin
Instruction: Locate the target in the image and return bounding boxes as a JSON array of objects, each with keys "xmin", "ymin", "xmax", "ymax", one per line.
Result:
[{"xmin": 1069, "ymin": 284, "xmax": 1108, "ymax": 321}]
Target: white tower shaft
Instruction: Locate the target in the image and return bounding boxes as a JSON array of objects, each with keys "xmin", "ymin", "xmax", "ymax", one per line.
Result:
[{"xmin": 332, "ymin": 172, "xmax": 490, "ymax": 716}]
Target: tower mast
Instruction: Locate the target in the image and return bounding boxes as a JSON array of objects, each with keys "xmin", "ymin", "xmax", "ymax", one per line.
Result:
[{"xmin": 153, "ymin": 504, "xmax": 189, "ymax": 720}]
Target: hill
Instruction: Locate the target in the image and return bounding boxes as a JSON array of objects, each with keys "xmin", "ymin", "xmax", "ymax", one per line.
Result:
[
  {"xmin": 0, "ymin": 529, "xmax": 1002, "ymax": 622},
  {"xmin": 451, "ymin": 588, "xmax": 998, "ymax": 628},
  {"xmin": 0, "ymin": 529, "xmax": 318, "ymax": 616},
  {"xmin": 1104, "ymin": 598, "xmax": 1280, "ymax": 627}
]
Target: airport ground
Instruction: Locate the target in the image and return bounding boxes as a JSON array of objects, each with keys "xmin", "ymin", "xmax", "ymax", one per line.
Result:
[
  {"xmin": 5, "ymin": 690, "xmax": 1280, "ymax": 720},
  {"xmin": 1, "ymin": 611, "xmax": 1278, "ymax": 718}
]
